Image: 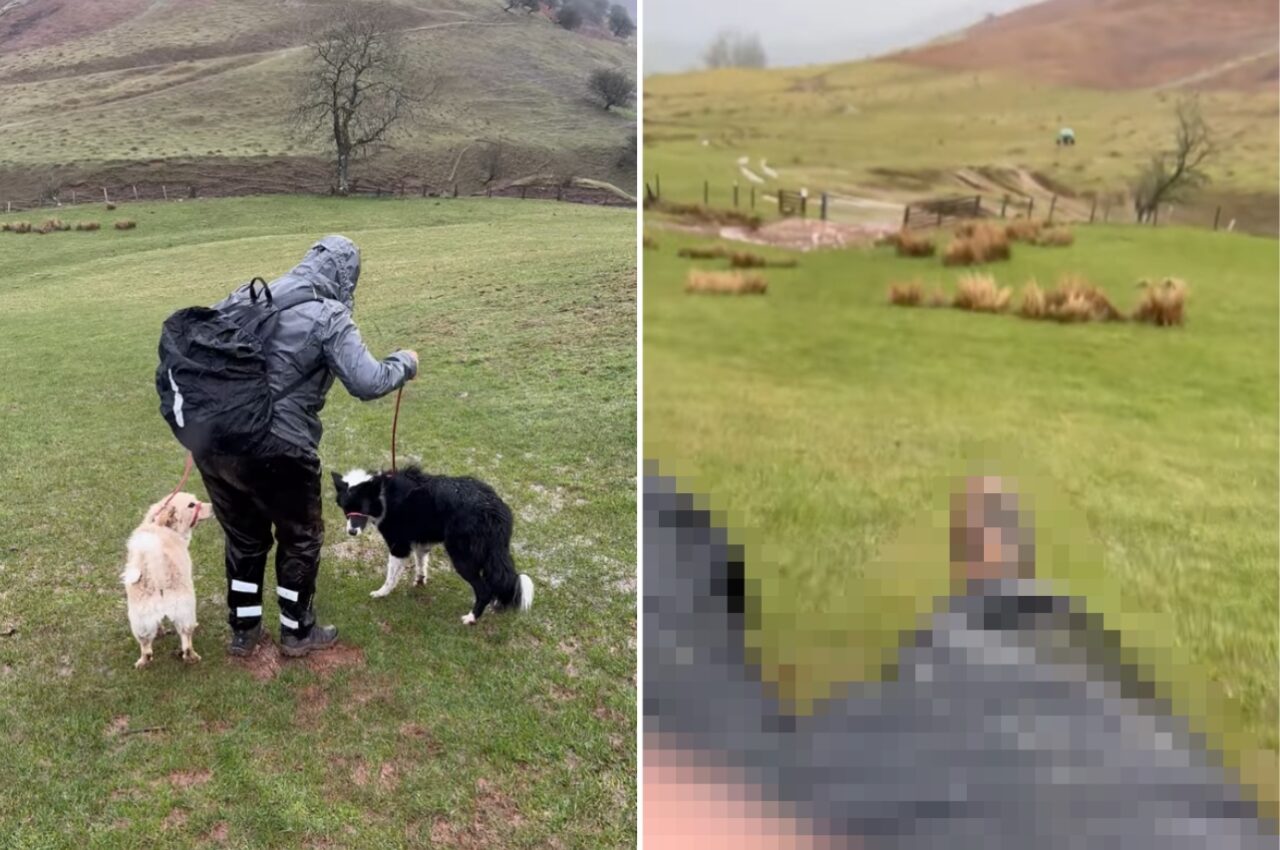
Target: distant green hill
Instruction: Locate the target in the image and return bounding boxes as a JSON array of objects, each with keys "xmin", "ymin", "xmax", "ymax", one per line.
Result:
[{"xmin": 0, "ymin": 0, "xmax": 636, "ymax": 198}]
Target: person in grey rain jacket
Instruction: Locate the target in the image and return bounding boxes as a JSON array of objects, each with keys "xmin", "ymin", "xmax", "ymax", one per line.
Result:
[{"xmin": 195, "ymin": 235, "xmax": 417, "ymax": 658}]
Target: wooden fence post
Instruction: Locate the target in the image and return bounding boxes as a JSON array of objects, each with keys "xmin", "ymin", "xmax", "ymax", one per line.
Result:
[
  {"xmin": 733, "ymin": 182, "xmax": 739, "ymax": 208},
  {"xmin": 703, "ymin": 180, "xmax": 709, "ymax": 206},
  {"xmin": 5, "ymin": 201, "xmax": 10, "ymax": 213},
  {"xmin": 1213, "ymin": 206, "xmax": 1222, "ymax": 231},
  {"xmin": 1027, "ymin": 197, "xmax": 1035, "ymax": 219},
  {"xmin": 821, "ymin": 192, "xmax": 828, "ymax": 221},
  {"xmin": 102, "ymin": 187, "xmax": 109, "ymax": 204},
  {"xmin": 1089, "ymin": 197, "xmax": 1097, "ymax": 224},
  {"xmin": 162, "ymin": 185, "xmax": 168, "ymax": 201},
  {"xmin": 973, "ymin": 195, "xmax": 981, "ymax": 217},
  {"xmin": 1047, "ymin": 194, "xmax": 1057, "ymax": 224},
  {"xmin": 750, "ymin": 186, "xmax": 755, "ymax": 209},
  {"xmin": 902, "ymin": 205, "xmax": 910, "ymax": 229},
  {"xmin": 132, "ymin": 185, "xmax": 139, "ymax": 200},
  {"xmin": 1000, "ymin": 195, "xmax": 1008, "ymax": 218}
]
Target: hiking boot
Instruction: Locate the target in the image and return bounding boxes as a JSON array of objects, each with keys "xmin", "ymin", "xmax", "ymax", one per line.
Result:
[
  {"xmin": 227, "ymin": 623, "xmax": 264, "ymax": 657},
  {"xmin": 280, "ymin": 624, "xmax": 339, "ymax": 657}
]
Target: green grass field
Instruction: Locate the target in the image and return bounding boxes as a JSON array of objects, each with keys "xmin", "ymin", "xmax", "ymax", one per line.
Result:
[
  {"xmin": 0, "ymin": 195, "xmax": 636, "ymax": 848},
  {"xmin": 643, "ymin": 224, "xmax": 1277, "ymax": 790},
  {"xmin": 644, "ymin": 61, "xmax": 1279, "ymax": 229}
]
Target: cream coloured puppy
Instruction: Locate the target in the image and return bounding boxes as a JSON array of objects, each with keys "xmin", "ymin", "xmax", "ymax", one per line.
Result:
[{"xmin": 121, "ymin": 492, "xmax": 214, "ymax": 668}]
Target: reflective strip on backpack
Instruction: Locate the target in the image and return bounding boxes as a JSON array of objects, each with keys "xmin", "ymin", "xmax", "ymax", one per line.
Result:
[{"xmin": 167, "ymin": 369, "xmax": 185, "ymax": 428}]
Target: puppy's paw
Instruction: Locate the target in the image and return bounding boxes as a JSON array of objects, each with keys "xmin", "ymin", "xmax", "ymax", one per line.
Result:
[
  {"xmin": 370, "ymin": 587, "xmax": 391, "ymax": 598},
  {"xmin": 183, "ymin": 649, "xmax": 202, "ymax": 664},
  {"xmin": 413, "ymin": 575, "xmax": 426, "ymax": 587},
  {"xmin": 134, "ymin": 655, "xmax": 152, "ymax": 669},
  {"xmin": 460, "ymin": 613, "xmax": 477, "ymax": 625}
]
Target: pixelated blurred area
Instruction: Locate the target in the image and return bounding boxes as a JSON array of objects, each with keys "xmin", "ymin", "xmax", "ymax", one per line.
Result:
[{"xmin": 642, "ymin": 463, "xmax": 1278, "ymax": 847}]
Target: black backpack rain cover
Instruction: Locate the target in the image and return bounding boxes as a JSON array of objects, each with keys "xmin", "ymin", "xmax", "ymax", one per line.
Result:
[{"xmin": 156, "ymin": 279, "xmax": 318, "ymax": 455}]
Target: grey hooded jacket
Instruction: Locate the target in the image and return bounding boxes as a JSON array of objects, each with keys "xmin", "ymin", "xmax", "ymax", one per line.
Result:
[{"xmin": 211, "ymin": 235, "xmax": 416, "ymax": 457}]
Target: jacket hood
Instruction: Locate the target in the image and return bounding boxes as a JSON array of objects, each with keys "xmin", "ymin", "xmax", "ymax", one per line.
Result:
[{"xmin": 289, "ymin": 235, "xmax": 361, "ymax": 307}]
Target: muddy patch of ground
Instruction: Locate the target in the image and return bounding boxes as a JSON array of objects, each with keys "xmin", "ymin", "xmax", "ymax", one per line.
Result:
[{"xmin": 227, "ymin": 634, "xmax": 365, "ymax": 682}]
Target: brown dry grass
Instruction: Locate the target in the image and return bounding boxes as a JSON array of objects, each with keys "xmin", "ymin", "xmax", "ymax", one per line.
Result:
[
  {"xmin": 686, "ymin": 270, "xmax": 767, "ymax": 295},
  {"xmin": 1132, "ymin": 278, "xmax": 1189, "ymax": 327},
  {"xmin": 75, "ymin": 221, "xmax": 101, "ymax": 231},
  {"xmin": 677, "ymin": 244, "xmax": 728, "ymax": 260},
  {"xmin": 926, "ymin": 287, "xmax": 950, "ymax": 308},
  {"xmin": 105, "ymin": 202, "xmax": 117, "ymax": 211},
  {"xmin": 1044, "ymin": 274, "xmax": 1124, "ymax": 323},
  {"xmin": 944, "ymin": 225, "xmax": 1011, "ymax": 266},
  {"xmin": 114, "ymin": 219, "xmax": 137, "ymax": 230},
  {"xmin": 1018, "ymin": 280, "xmax": 1047, "ymax": 319},
  {"xmin": 895, "ymin": 229, "xmax": 936, "ymax": 258},
  {"xmin": 643, "ymin": 235, "xmax": 658, "ymax": 250},
  {"xmin": 952, "ymin": 273, "xmax": 1012, "ymax": 313},
  {"xmin": 729, "ymin": 251, "xmax": 767, "ymax": 268},
  {"xmin": 1035, "ymin": 227, "xmax": 1075, "ymax": 247},
  {"xmin": 1005, "ymin": 219, "xmax": 1043, "ymax": 243},
  {"xmin": 888, "ymin": 281, "xmax": 924, "ymax": 307},
  {"xmin": 646, "ymin": 199, "xmax": 762, "ymax": 230}
]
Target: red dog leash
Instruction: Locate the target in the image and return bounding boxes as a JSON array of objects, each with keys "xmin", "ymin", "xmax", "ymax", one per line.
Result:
[{"xmin": 159, "ymin": 452, "xmax": 194, "ymax": 513}]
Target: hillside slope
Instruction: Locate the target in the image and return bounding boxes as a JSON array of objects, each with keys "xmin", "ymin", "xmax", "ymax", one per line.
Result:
[
  {"xmin": 898, "ymin": 0, "xmax": 1278, "ymax": 91},
  {"xmin": 0, "ymin": 0, "xmax": 636, "ymax": 198}
]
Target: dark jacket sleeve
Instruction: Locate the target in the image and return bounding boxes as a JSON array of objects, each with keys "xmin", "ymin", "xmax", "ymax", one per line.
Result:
[{"xmin": 319, "ymin": 305, "xmax": 416, "ymax": 401}]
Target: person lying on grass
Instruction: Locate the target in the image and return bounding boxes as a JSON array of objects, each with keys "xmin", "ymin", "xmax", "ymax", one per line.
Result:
[
  {"xmin": 162, "ymin": 236, "xmax": 417, "ymax": 658},
  {"xmin": 642, "ymin": 472, "xmax": 1276, "ymax": 848}
]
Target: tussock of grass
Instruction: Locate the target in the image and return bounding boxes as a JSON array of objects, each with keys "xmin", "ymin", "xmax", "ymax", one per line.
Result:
[
  {"xmin": 643, "ymin": 235, "xmax": 659, "ymax": 250},
  {"xmin": 888, "ymin": 281, "xmax": 924, "ymax": 306},
  {"xmin": 1133, "ymin": 278, "xmax": 1188, "ymax": 326},
  {"xmin": 926, "ymin": 287, "xmax": 950, "ymax": 308},
  {"xmin": 678, "ymin": 244, "xmax": 728, "ymax": 260},
  {"xmin": 1005, "ymin": 219, "xmax": 1043, "ymax": 243},
  {"xmin": 952, "ymin": 273, "xmax": 1011, "ymax": 312},
  {"xmin": 74, "ymin": 221, "xmax": 101, "ymax": 231},
  {"xmin": 105, "ymin": 202, "xmax": 117, "ymax": 211},
  {"xmin": 1046, "ymin": 274, "xmax": 1124, "ymax": 323},
  {"xmin": 1018, "ymin": 280, "xmax": 1047, "ymax": 319},
  {"xmin": 1035, "ymin": 227, "xmax": 1075, "ymax": 247},
  {"xmin": 895, "ymin": 229, "xmax": 936, "ymax": 258},
  {"xmin": 37, "ymin": 218, "xmax": 70, "ymax": 234},
  {"xmin": 686, "ymin": 269, "xmax": 767, "ymax": 295},
  {"xmin": 728, "ymin": 251, "xmax": 797, "ymax": 269},
  {"xmin": 114, "ymin": 219, "xmax": 138, "ymax": 230},
  {"xmin": 730, "ymin": 251, "xmax": 768, "ymax": 268},
  {"xmin": 945, "ymin": 226, "xmax": 1011, "ymax": 266}
]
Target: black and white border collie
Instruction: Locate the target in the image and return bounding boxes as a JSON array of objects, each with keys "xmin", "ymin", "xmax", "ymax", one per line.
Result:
[{"xmin": 331, "ymin": 466, "xmax": 534, "ymax": 624}]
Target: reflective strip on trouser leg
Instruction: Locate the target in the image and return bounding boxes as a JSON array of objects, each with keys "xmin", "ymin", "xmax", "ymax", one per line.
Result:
[{"xmin": 276, "ymin": 585, "xmax": 299, "ymax": 602}]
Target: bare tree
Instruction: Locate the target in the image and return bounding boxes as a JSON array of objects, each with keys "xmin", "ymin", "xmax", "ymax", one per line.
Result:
[
  {"xmin": 589, "ymin": 68, "xmax": 634, "ymax": 111},
  {"xmin": 704, "ymin": 30, "xmax": 767, "ymax": 69},
  {"xmin": 478, "ymin": 139, "xmax": 507, "ymax": 187},
  {"xmin": 293, "ymin": 7, "xmax": 430, "ymax": 196},
  {"xmin": 607, "ymin": 4, "xmax": 634, "ymax": 38},
  {"xmin": 1131, "ymin": 95, "xmax": 1215, "ymax": 223}
]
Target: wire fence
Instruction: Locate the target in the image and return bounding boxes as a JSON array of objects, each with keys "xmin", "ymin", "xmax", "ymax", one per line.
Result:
[
  {"xmin": 645, "ymin": 174, "xmax": 1272, "ymax": 236},
  {"xmin": 1, "ymin": 176, "xmax": 631, "ymax": 215}
]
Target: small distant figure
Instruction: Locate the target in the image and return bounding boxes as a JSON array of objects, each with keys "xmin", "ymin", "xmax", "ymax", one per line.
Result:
[{"xmin": 1057, "ymin": 127, "xmax": 1077, "ymax": 146}]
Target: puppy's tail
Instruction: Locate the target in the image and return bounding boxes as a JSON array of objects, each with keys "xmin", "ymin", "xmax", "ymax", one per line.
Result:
[{"xmin": 516, "ymin": 573, "xmax": 535, "ymax": 612}]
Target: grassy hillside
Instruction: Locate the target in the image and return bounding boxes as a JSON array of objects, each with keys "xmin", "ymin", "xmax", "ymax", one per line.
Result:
[
  {"xmin": 0, "ymin": 0, "xmax": 636, "ymax": 196},
  {"xmin": 0, "ymin": 195, "xmax": 636, "ymax": 848},
  {"xmin": 899, "ymin": 0, "xmax": 1278, "ymax": 91},
  {"xmin": 644, "ymin": 60, "xmax": 1278, "ymax": 232},
  {"xmin": 643, "ymin": 224, "xmax": 1278, "ymax": 797}
]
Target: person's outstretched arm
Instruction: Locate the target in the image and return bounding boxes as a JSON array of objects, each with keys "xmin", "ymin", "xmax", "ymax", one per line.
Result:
[{"xmin": 320, "ymin": 308, "xmax": 417, "ymax": 401}]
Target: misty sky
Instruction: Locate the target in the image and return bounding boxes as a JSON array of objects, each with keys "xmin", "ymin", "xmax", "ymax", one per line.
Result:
[{"xmin": 644, "ymin": 0, "xmax": 1043, "ymax": 74}]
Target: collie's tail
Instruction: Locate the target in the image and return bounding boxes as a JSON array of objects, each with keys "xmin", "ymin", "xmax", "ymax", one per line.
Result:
[{"xmin": 516, "ymin": 573, "xmax": 535, "ymax": 611}]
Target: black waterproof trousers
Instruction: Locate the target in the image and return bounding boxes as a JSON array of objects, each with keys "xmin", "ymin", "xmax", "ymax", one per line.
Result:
[{"xmin": 194, "ymin": 451, "xmax": 324, "ymax": 638}]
